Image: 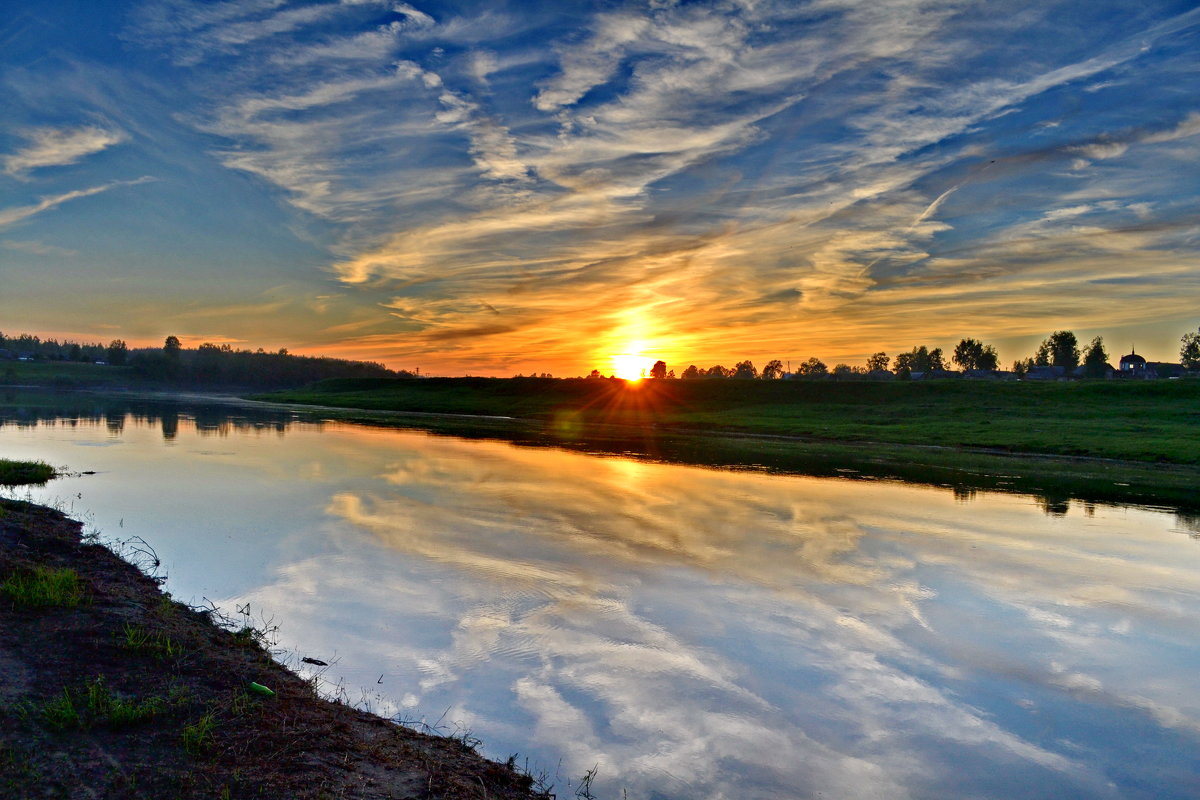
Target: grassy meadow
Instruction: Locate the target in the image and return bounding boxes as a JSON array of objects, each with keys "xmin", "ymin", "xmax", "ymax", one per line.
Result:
[
  {"xmin": 261, "ymin": 377, "xmax": 1200, "ymax": 465},
  {"xmin": 0, "ymin": 360, "xmax": 133, "ymax": 389}
]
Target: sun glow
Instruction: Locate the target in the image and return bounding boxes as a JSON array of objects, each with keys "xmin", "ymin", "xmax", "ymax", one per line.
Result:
[{"xmin": 611, "ymin": 353, "xmax": 654, "ymax": 381}]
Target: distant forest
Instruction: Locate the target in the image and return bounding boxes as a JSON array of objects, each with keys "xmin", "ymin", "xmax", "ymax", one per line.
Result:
[
  {"xmin": 587, "ymin": 327, "xmax": 1200, "ymax": 381},
  {"xmin": 0, "ymin": 332, "xmax": 403, "ymax": 390}
]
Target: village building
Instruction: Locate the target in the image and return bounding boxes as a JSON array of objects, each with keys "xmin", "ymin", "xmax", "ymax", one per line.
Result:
[
  {"xmin": 1119, "ymin": 349, "xmax": 1148, "ymax": 375},
  {"xmin": 1117, "ymin": 349, "xmax": 1185, "ymax": 379}
]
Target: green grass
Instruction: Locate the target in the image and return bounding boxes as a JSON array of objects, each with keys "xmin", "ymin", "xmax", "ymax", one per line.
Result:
[
  {"xmin": 0, "ymin": 360, "xmax": 133, "ymax": 389},
  {"xmin": 0, "ymin": 459, "xmax": 55, "ymax": 486},
  {"xmin": 255, "ymin": 376, "xmax": 1200, "ymax": 511},
  {"xmin": 1, "ymin": 566, "xmax": 84, "ymax": 608},
  {"xmin": 39, "ymin": 688, "xmax": 81, "ymax": 730},
  {"xmin": 121, "ymin": 623, "xmax": 185, "ymax": 660},
  {"xmin": 181, "ymin": 712, "xmax": 217, "ymax": 754},
  {"xmin": 260, "ymin": 377, "xmax": 1200, "ymax": 465},
  {"xmin": 36, "ymin": 677, "xmax": 165, "ymax": 731}
]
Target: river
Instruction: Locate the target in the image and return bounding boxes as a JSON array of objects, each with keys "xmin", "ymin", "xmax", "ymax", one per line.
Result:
[{"xmin": 2, "ymin": 395, "xmax": 1198, "ymax": 799}]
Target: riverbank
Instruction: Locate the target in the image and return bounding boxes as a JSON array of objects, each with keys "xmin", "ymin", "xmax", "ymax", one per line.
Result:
[
  {"xmin": 260, "ymin": 377, "xmax": 1200, "ymax": 464},
  {"xmin": 255, "ymin": 377, "xmax": 1200, "ymax": 511},
  {"xmin": 5, "ymin": 383, "xmax": 1200, "ymax": 510},
  {"xmin": 0, "ymin": 498, "xmax": 542, "ymax": 799}
]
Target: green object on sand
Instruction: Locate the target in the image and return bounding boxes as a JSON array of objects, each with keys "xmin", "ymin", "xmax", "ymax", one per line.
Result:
[{"xmin": 248, "ymin": 681, "xmax": 275, "ymax": 697}]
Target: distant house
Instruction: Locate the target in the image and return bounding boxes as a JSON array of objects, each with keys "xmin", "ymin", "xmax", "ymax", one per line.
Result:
[
  {"xmin": 864, "ymin": 369, "xmax": 895, "ymax": 381},
  {"xmin": 963, "ymin": 369, "xmax": 1015, "ymax": 380},
  {"xmin": 910, "ymin": 369, "xmax": 960, "ymax": 381},
  {"xmin": 1117, "ymin": 350, "xmax": 1184, "ymax": 379},
  {"xmin": 1119, "ymin": 350, "xmax": 1148, "ymax": 375},
  {"xmin": 1072, "ymin": 363, "xmax": 1115, "ymax": 379},
  {"xmin": 1149, "ymin": 361, "xmax": 1185, "ymax": 379},
  {"xmin": 1024, "ymin": 365, "xmax": 1067, "ymax": 381}
]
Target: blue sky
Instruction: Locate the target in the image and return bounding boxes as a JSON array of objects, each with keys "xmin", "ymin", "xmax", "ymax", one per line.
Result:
[{"xmin": 2, "ymin": 0, "xmax": 1198, "ymax": 375}]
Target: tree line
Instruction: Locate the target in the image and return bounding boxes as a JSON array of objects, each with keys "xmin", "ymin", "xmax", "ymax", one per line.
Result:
[
  {"xmin": 0, "ymin": 331, "xmax": 113, "ymax": 363},
  {"xmin": 1, "ymin": 331, "xmax": 403, "ymax": 390},
  {"xmin": 129, "ymin": 337, "xmax": 402, "ymax": 389},
  {"xmin": 592, "ymin": 326, "xmax": 1200, "ymax": 381}
]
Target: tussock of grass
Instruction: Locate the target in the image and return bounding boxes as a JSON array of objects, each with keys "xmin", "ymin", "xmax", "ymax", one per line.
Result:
[
  {"xmin": 181, "ymin": 712, "xmax": 217, "ymax": 754},
  {"xmin": 0, "ymin": 459, "xmax": 55, "ymax": 486},
  {"xmin": 121, "ymin": 623, "xmax": 185, "ymax": 660},
  {"xmin": 1, "ymin": 566, "xmax": 84, "ymax": 608},
  {"xmin": 37, "ymin": 677, "xmax": 165, "ymax": 731}
]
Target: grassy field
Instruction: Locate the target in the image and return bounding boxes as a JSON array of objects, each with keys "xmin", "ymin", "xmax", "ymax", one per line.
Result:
[
  {"xmin": 254, "ymin": 377, "xmax": 1200, "ymax": 511},
  {"xmin": 261, "ymin": 376, "xmax": 1200, "ymax": 464},
  {"xmin": 0, "ymin": 360, "xmax": 134, "ymax": 389}
]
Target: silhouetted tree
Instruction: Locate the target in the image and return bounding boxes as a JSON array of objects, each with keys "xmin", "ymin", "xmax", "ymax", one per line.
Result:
[
  {"xmin": 761, "ymin": 359, "xmax": 784, "ymax": 380},
  {"xmin": 866, "ymin": 352, "xmax": 889, "ymax": 372},
  {"xmin": 681, "ymin": 365, "xmax": 701, "ymax": 379},
  {"xmin": 106, "ymin": 339, "xmax": 128, "ymax": 366},
  {"xmin": 732, "ymin": 360, "xmax": 758, "ymax": 379},
  {"xmin": 832, "ymin": 363, "xmax": 862, "ymax": 379},
  {"xmin": 894, "ymin": 345, "xmax": 943, "ymax": 376},
  {"xmin": 953, "ymin": 338, "xmax": 998, "ymax": 371},
  {"xmin": 1035, "ymin": 331, "xmax": 1079, "ymax": 371},
  {"xmin": 164, "ymin": 335, "xmax": 182, "ymax": 358},
  {"xmin": 649, "ymin": 360, "xmax": 667, "ymax": 379},
  {"xmin": 1012, "ymin": 358, "xmax": 1034, "ymax": 378},
  {"xmin": 587, "ymin": 369, "xmax": 602, "ymax": 379},
  {"xmin": 1081, "ymin": 336, "xmax": 1110, "ymax": 378},
  {"xmin": 1181, "ymin": 328, "xmax": 1200, "ymax": 370},
  {"xmin": 796, "ymin": 357, "xmax": 827, "ymax": 377},
  {"xmin": 704, "ymin": 365, "xmax": 731, "ymax": 378}
]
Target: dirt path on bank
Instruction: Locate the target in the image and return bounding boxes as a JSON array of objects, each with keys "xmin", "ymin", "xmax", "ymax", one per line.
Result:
[{"xmin": 0, "ymin": 499, "xmax": 543, "ymax": 799}]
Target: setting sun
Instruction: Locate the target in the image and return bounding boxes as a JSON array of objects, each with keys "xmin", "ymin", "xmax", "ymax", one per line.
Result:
[{"xmin": 611, "ymin": 354, "xmax": 653, "ymax": 381}]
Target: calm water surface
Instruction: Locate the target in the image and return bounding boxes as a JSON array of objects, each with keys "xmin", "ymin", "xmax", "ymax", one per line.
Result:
[{"xmin": 2, "ymin": 399, "xmax": 1199, "ymax": 799}]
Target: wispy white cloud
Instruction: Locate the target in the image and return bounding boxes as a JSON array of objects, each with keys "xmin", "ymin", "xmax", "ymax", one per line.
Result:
[
  {"xmin": 3, "ymin": 125, "xmax": 126, "ymax": 178},
  {"xmin": 1143, "ymin": 110, "xmax": 1200, "ymax": 144},
  {"xmin": 0, "ymin": 176, "xmax": 154, "ymax": 230},
  {"xmin": 0, "ymin": 239, "xmax": 78, "ymax": 257},
  {"xmin": 99, "ymin": 0, "xmax": 1200, "ymax": 371}
]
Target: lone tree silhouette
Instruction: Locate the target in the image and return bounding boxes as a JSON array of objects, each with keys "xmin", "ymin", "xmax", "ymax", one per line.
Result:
[
  {"xmin": 1082, "ymin": 336, "xmax": 1110, "ymax": 378},
  {"xmin": 1181, "ymin": 327, "xmax": 1200, "ymax": 370}
]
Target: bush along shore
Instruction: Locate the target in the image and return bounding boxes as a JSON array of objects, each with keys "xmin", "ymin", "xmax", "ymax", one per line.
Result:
[{"xmin": 0, "ymin": 496, "xmax": 543, "ymax": 799}]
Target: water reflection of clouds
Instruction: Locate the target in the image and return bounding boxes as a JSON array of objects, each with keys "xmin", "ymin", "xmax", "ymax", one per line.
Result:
[
  {"xmin": 20, "ymin": 410, "xmax": 1194, "ymax": 798},
  {"xmin": 282, "ymin": 434, "xmax": 1200, "ymax": 798}
]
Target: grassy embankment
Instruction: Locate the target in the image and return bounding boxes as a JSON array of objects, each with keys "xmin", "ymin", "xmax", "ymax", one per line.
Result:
[
  {"xmin": 260, "ymin": 377, "xmax": 1200, "ymax": 510},
  {"xmin": 0, "ymin": 465, "xmax": 542, "ymax": 798},
  {"xmin": 0, "ymin": 360, "xmax": 134, "ymax": 389}
]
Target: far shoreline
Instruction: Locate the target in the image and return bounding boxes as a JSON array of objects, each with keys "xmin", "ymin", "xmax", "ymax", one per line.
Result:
[{"xmin": 4, "ymin": 378, "xmax": 1199, "ymax": 512}]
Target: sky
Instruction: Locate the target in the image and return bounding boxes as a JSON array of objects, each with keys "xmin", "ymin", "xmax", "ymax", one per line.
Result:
[{"xmin": 1, "ymin": 0, "xmax": 1198, "ymax": 376}]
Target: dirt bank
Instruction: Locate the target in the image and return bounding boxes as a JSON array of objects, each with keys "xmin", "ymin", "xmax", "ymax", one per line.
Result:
[{"xmin": 0, "ymin": 498, "xmax": 542, "ymax": 799}]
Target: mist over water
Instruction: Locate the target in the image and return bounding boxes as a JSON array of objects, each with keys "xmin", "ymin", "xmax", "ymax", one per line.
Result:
[{"xmin": 3, "ymin": 398, "xmax": 1199, "ymax": 799}]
